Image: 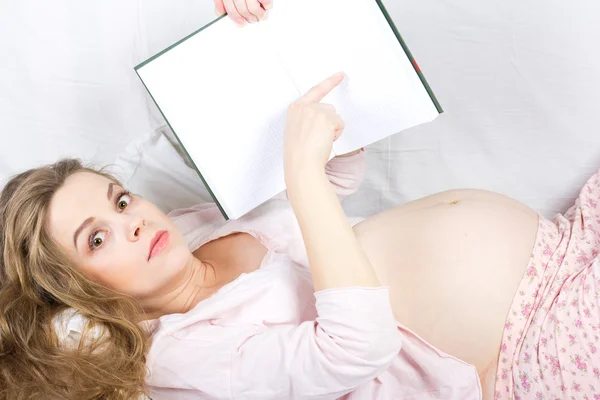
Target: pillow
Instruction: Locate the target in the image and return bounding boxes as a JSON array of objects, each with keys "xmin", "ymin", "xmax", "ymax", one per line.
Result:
[{"xmin": 107, "ymin": 126, "xmax": 213, "ymax": 214}]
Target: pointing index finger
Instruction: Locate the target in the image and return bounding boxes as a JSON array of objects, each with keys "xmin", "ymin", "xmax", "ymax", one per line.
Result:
[{"xmin": 299, "ymin": 72, "xmax": 345, "ymax": 104}]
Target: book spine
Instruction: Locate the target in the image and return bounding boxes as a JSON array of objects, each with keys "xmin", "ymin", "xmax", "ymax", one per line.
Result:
[{"xmin": 374, "ymin": 0, "xmax": 443, "ymax": 114}]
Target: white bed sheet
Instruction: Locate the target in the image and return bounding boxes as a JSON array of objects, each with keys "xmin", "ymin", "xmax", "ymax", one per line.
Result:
[{"xmin": 1, "ymin": 0, "xmax": 599, "ymax": 219}]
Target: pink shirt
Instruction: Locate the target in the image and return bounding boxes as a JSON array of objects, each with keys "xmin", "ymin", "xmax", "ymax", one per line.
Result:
[{"xmin": 145, "ymin": 152, "xmax": 482, "ymax": 399}]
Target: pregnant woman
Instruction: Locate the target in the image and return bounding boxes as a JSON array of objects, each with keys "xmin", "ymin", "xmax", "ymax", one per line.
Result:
[{"xmin": 1, "ymin": 72, "xmax": 597, "ymax": 399}]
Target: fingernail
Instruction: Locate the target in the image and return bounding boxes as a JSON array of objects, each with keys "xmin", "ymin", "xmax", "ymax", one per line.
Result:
[
  {"xmin": 236, "ymin": 18, "xmax": 246, "ymax": 26},
  {"xmin": 264, "ymin": 2, "xmax": 272, "ymax": 9}
]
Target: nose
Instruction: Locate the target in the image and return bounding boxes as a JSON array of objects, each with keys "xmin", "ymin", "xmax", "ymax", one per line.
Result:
[{"xmin": 127, "ymin": 216, "xmax": 146, "ymax": 242}]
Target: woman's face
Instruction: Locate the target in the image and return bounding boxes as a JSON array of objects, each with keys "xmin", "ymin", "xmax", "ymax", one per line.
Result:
[{"xmin": 47, "ymin": 172, "xmax": 192, "ymax": 300}]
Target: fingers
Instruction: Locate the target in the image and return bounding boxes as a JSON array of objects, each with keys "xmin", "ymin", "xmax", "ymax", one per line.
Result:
[
  {"xmin": 288, "ymin": 97, "xmax": 345, "ymax": 139},
  {"xmin": 233, "ymin": 0, "xmax": 257, "ymax": 22},
  {"xmin": 299, "ymin": 72, "xmax": 345, "ymax": 105},
  {"xmin": 312, "ymin": 104, "xmax": 345, "ymax": 140},
  {"xmin": 258, "ymin": 0, "xmax": 272, "ymax": 10},
  {"xmin": 328, "ymin": 109, "xmax": 345, "ymax": 141},
  {"xmin": 222, "ymin": 0, "xmax": 245, "ymax": 24},
  {"xmin": 245, "ymin": 0, "xmax": 267, "ymax": 21},
  {"xmin": 214, "ymin": 0, "xmax": 226, "ymax": 16},
  {"xmin": 223, "ymin": 0, "xmax": 267, "ymax": 25}
]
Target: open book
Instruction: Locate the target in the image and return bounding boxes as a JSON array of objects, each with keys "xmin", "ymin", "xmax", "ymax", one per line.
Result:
[{"xmin": 135, "ymin": 0, "xmax": 442, "ymax": 220}]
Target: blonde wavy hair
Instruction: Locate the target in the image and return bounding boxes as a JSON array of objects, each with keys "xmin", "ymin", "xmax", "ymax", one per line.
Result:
[{"xmin": 0, "ymin": 159, "xmax": 150, "ymax": 399}]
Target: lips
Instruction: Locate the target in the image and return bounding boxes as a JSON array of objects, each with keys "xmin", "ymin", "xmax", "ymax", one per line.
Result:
[{"xmin": 148, "ymin": 230, "xmax": 169, "ymax": 261}]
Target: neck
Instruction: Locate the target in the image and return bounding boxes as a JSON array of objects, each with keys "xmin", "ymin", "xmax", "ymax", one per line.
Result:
[{"xmin": 142, "ymin": 255, "xmax": 224, "ymax": 320}]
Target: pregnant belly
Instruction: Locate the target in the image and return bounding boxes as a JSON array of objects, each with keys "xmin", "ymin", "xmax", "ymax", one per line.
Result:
[{"xmin": 353, "ymin": 189, "xmax": 539, "ymax": 396}]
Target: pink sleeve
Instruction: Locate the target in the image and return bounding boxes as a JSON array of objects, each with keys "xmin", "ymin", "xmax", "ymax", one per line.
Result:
[
  {"xmin": 275, "ymin": 149, "xmax": 366, "ymax": 201},
  {"xmin": 324, "ymin": 149, "xmax": 366, "ymax": 199},
  {"xmin": 230, "ymin": 287, "xmax": 401, "ymax": 400}
]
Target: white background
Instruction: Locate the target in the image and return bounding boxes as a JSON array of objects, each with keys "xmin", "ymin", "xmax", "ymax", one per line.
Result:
[{"xmin": 1, "ymin": 0, "xmax": 599, "ymax": 218}]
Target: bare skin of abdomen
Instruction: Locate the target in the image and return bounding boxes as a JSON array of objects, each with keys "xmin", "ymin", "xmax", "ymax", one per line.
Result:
[{"xmin": 353, "ymin": 189, "xmax": 539, "ymax": 399}]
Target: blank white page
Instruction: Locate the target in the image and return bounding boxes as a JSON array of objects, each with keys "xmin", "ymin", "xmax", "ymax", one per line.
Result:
[
  {"xmin": 137, "ymin": 20, "xmax": 300, "ymax": 218},
  {"xmin": 265, "ymin": 0, "xmax": 440, "ymax": 155}
]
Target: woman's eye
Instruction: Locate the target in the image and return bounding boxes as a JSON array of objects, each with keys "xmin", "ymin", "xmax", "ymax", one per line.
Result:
[
  {"xmin": 90, "ymin": 231, "xmax": 106, "ymax": 250},
  {"xmin": 117, "ymin": 193, "xmax": 131, "ymax": 211}
]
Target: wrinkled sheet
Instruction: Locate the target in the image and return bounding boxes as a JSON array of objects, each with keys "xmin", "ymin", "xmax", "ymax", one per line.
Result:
[{"xmin": 1, "ymin": 0, "xmax": 599, "ymax": 219}]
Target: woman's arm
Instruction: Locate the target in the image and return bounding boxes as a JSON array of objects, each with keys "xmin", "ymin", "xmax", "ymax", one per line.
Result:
[
  {"xmin": 149, "ymin": 74, "xmax": 401, "ymax": 400},
  {"xmin": 149, "ymin": 286, "xmax": 401, "ymax": 400},
  {"xmin": 284, "ymin": 73, "xmax": 379, "ymax": 291},
  {"xmin": 230, "ymin": 75, "xmax": 400, "ymax": 398},
  {"xmin": 273, "ymin": 149, "xmax": 366, "ymax": 202},
  {"xmin": 287, "ymin": 165, "xmax": 378, "ymax": 290}
]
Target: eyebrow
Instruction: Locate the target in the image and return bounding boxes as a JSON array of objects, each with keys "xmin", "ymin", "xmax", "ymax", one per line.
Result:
[
  {"xmin": 72, "ymin": 183, "xmax": 117, "ymax": 249},
  {"xmin": 73, "ymin": 217, "xmax": 94, "ymax": 249},
  {"xmin": 107, "ymin": 182, "xmax": 116, "ymax": 201}
]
